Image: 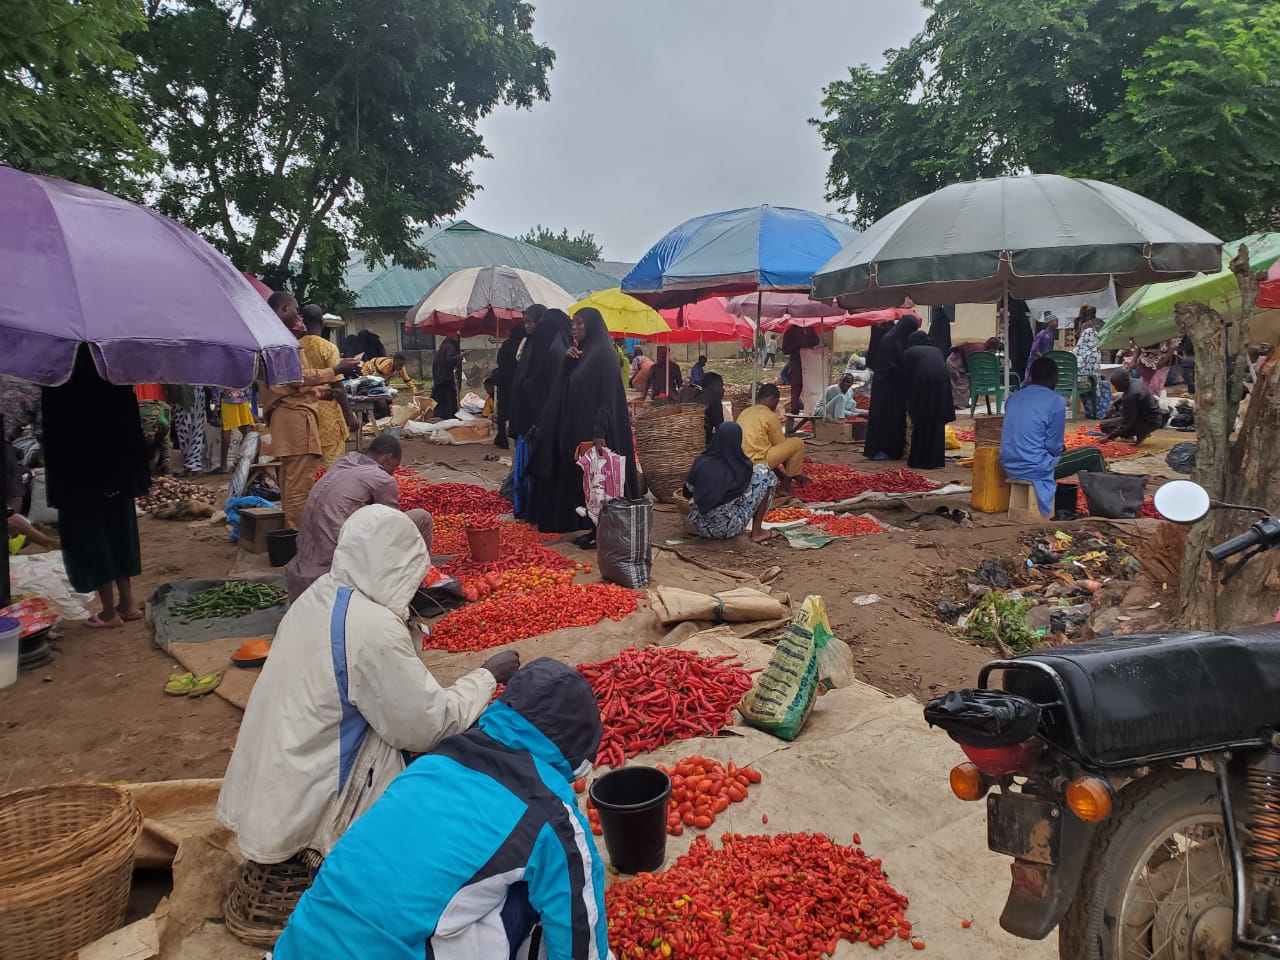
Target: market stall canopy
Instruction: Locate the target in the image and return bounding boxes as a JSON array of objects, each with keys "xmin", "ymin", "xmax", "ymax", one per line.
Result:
[
  {"xmin": 0, "ymin": 167, "xmax": 302, "ymax": 388},
  {"xmin": 404, "ymin": 265, "xmax": 573, "ymax": 337},
  {"xmin": 1098, "ymin": 233, "xmax": 1280, "ymax": 349},
  {"xmin": 1258, "ymin": 258, "xmax": 1280, "ymax": 311},
  {"xmin": 649, "ymin": 298, "xmax": 754, "ymax": 345},
  {"xmin": 241, "ymin": 272, "xmax": 273, "ymax": 300},
  {"xmin": 570, "ymin": 288, "xmax": 670, "ymax": 337},
  {"xmin": 622, "ymin": 205, "xmax": 860, "ymax": 309},
  {"xmin": 811, "ymin": 175, "xmax": 1223, "ymax": 309},
  {"xmin": 758, "ymin": 307, "xmax": 914, "ymax": 333}
]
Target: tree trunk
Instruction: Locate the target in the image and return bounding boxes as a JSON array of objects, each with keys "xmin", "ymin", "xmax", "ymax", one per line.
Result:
[
  {"xmin": 1213, "ymin": 251, "xmax": 1280, "ymax": 625},
  {"xmin": 1175, "ymin": 300, "xmax": 1229, "ymax": 629}
]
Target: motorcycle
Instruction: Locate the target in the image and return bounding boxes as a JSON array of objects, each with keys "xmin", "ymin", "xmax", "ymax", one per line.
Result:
[{"xmin": 924, "ymin": 479, "xmax": 1280, "ymax": 959}]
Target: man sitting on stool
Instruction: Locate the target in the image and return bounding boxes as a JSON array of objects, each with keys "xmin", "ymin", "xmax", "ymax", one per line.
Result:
[
  {"xmin": 736, "ymin": 384, "xmax": 807, "ymax": 491},
  {"xmin": 1001, "ymin": 357, "xmax": 1106, "ymax": 519}
]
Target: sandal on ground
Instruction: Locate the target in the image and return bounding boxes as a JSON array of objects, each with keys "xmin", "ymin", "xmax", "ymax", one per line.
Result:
[
  {"xmin": 84, "ymin": 612, "xmax": 123, "ymax": 629},
  {"xmin": 189, "ymin": 672, "xmax": 223, "ymax": 698},
  {"xmin": 118, "ymin": 608, "xmax": 143, "ymax": 622},
  {"xmin": 165, "ymin": 673, "xmax": 196, "ymax": 696}
]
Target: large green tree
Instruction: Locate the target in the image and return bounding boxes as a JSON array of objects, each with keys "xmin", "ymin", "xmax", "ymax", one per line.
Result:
[
  {"xmin": 816, "ymin": 0, "xmax": 1280, "ymax": 237},
  {"xmin": 131, "ymin": 0, "xmax": 554, "ymax": 304},
  {"xmin": 518, "ymin": 225, "xmax": 603, "ymax": 264},
  {"xmin": 0, "ymin": 0, "xmax": 154, "ymax": 191}
]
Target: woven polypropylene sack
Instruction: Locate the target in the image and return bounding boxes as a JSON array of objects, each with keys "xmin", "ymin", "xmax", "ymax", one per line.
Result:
[{"xmin": 596, "ymin": 498, "xmax": 652, "ymax": 589}]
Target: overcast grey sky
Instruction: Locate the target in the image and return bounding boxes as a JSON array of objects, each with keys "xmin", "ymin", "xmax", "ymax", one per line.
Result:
[{"xmin": 458, "ymin": 1, "xmax": 928, "ymax": 262}]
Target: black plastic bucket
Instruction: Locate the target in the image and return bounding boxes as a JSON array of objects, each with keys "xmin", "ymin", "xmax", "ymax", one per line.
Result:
[
  {"xmin": 1054, "ymin": 481, "xmax": 1080, "ymax": 516},
  {"xmin": 588, "ymin": 766, "xmax": 671, "ymax": 874},
  {"xmin": 266, "ymin": 529, "xmax": 298, "ymax": 567}
]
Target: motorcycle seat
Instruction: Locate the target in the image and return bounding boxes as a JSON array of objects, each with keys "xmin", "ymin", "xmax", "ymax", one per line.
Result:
[{"xmin": 999, "ymin": 625, "xmax": 1280, "ymax": 766}]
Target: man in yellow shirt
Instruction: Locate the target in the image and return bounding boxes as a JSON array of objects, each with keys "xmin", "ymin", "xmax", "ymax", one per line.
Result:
[{"xmin": 735, "ymin": 384, "xmax": 806, "ymax": 490}]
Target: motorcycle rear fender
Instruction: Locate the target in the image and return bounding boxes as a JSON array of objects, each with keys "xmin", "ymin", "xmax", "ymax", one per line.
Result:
[{"xmin": 999, "ymin": 806, "xmax": 1100, "ymax": 940}]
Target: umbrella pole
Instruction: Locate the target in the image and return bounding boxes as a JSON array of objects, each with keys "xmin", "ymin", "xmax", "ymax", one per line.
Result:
[
  {"xmin": 1002, "ymin": 278, "xmax": 1011, "ymax": 406},
  {"xmin": 752, "ymin": 291, "xmax": 762, "ymax": 402}
]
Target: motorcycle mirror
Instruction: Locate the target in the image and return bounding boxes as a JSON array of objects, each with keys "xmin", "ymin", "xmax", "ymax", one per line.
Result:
[{"xmin": 1153, "ymin": 480, "xmax": 1211, "ymax": 524}]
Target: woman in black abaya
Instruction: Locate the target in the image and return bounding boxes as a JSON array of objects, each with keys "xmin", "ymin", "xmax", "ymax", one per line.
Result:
[
  {"xmin": 529, "ymin": 308, "xmax": 639, "ymax": 534},
  {"xmin": 1005, "ymin": 298, "xmax": 1033, "ymax": 389},
  {"xmin": 904, "ymin": 329, "xmax": 956, "ymax": 470},
  {"xmin": 430, "ymin": 333, "xmax": 462, "ymax": 419},
  {"xmin": 862, "ymin": 315, "xmax": 919, "ymax": 461},
  {"xmin": 492, "ymin": 315, "xmax": 530, "ymax": 449}
]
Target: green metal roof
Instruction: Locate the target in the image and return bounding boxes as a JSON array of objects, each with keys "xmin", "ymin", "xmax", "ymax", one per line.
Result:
[{"xmin": 348, "ymin": 221, "xmax": 619, "ymax": 311}]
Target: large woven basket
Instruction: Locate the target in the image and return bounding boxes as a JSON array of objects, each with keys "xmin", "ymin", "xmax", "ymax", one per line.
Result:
[
  {"xmin": 632, "ymin": 404, "xmax": 705, "ymax": 503},
  {"xmin": 723, "ymin": 385, "xmax": 754, "ymax": 420},
  {"xmin": 973, "ymin": 415, "xmax": 1005, "ymax": 448},
  {"xmin": 0, "ymin": 783, "xmax": 143, "ymax": 960},
  {"xmin": 225, "ymin": 859, "xmax": 316, "ymax": 948}
]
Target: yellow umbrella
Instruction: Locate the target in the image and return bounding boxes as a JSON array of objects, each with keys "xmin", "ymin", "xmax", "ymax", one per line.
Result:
[{"xmin": 570, "ymin": 288, "xmax": 670, "ymax": 336}]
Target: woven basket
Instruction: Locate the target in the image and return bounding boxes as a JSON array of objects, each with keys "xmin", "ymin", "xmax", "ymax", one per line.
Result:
[
  {"xmin": 0, "ymin": 783, "xmax": 143, "ymax": 960},
  {"xmin": 633, "ymin": 404, "xmax": 705, "ymax": 503},
  {"xmin": 225, "ymin": 860, "xmax": 315, "ymax": 948},
  {"xmin": 723, "ymin": 385, "xmax": 753, "ymax": 420}
]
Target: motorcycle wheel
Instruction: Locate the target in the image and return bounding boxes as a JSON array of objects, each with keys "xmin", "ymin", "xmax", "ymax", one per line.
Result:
[{"xmin": 1059, "ymin": 770, "xmax": 1234, "ymax": 960}]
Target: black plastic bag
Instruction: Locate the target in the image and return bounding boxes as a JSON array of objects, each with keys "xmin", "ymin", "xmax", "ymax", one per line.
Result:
[
  {"xmin": 1166, "ymin": 441, "xmax": 1198, "ymax": 475},
  {"xmin": 597, "ymin": 497, "xmax": 653, "ymax": 589},
  {"xmin": 923, "ymin": 689, "xmax": 1041, "ymax": 747},
  {"xmin": 1079, "ymin": 472, "xmax": 1147, "ymax": 519}
]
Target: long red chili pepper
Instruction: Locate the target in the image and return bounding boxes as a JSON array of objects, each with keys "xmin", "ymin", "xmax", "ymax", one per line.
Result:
[
  {"xmin": 576, "ymin": 647, "xmax": 755, "ymax": 767},
  {"xmin": 606, "ymin": 832, "xmax": 917, "ymax": 957}
]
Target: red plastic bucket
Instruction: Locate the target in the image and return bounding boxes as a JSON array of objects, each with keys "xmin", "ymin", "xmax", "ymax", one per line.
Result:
[{"xmin": 465, "ymin": 525, "xmax": 500, "ymax": 563}]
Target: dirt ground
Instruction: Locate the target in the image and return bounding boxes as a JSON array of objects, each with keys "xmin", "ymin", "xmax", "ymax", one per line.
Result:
[{"xmin": 0, "ymin": 419, "xmax": 1151, "ymax": 791}]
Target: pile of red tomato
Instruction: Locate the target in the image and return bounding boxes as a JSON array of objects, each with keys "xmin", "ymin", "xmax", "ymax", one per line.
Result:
[
  {"xmin": 422, "ymin": 582, "xmax": 638, "ymax": 653},
  {"xmin": 577, "ymin": 647, "xmax": 756, "ymax": 768},
  {"xmin": 816, "ymin": 515, "xmax": 888, "ymax": 537},
  {"xmin": 606, "ymin": 832, "xmax": 919, "ymax": 958},
  {"xmin": 658, "ymin": 755, "xmax": 762, "ymax": 836}
]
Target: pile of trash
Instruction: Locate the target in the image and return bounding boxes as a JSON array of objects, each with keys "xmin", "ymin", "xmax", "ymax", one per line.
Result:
[{"xmin": 938, "ymin": 530, "xmax": 1165, "ymax": 653}]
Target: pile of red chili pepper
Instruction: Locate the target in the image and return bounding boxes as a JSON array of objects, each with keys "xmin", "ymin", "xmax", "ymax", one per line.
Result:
[
  {"xmin": 793, "ymin": 462, "xmax": 938, "ymax": 504},
  {"xmin": 1062, "ymin": 427, "xmax": 1145, "ymax": 462},
  {"xmin": 606, "ymin": 832, "xmax": 919, "ymax": 958},
  {"xmin": 853, "ymin": 392, "xmax": 872, "ymax": 411},
  {"xmin": 431, "ymin": 515, "xmax": 560, "ymax": 556},
  {"xmin": 397, "ymin": 476, "xmax": 512, "ymax": 515},
  {"xmin": 577, "ymin": 647, "xmax": 755, "ymax": 768},
  {"xmin": 815, "ymin": 515, "xmax": 888, "ymax": 537},
  {"xmin": 422, "ymin": 583, "xmax": 638, "ymax": 653}
]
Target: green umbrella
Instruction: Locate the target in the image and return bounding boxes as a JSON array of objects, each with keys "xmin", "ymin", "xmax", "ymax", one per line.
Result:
[{"xmin": 1098, "ymin": 233, "xmax": 1280, "ymax": 349}]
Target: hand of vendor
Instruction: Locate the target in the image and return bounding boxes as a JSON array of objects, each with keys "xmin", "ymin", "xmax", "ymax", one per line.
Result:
[
  {"xmin": 482, "ymin": 650, "xmax": 521, "ymax": 684},
  {"xmin": 345, "ymin": 412, "xmax": 359, "ymax": 432},
  {"xmin": 567, "ymin": 345, "xmax": 583, "ymax": 360}
]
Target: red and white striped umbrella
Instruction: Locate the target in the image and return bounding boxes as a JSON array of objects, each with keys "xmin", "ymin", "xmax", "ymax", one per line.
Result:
[{"xmin": 404, "ymin": 266, "xmax": 574, "ymax": 337}]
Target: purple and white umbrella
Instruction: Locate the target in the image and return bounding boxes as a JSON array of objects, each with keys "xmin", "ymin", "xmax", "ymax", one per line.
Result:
[{"xmin": 0, "ymin": 166, "xmax": 301, "ymax": 387}]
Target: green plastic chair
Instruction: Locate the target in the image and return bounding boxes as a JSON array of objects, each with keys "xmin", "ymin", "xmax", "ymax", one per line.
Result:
[
  {"xmin": 1047, "ymin": 350, "xmax": 1081, "ymax": 419},
  {"xmin": 967, "ymin": 351, "xmax": 1005, "ymax": 415}
]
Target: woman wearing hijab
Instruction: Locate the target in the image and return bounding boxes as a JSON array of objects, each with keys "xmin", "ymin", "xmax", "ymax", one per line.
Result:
[
  {"xmin": 904, "ymin": 329, "xmax": 957, "ymax": 470},
  {"xmin": 863, "ymin": 315, "xmax": 919, "ymax": 461},
  {"xmin": 528, "ymin": 308, "xmax": 639, "ymax": 534},
  {"xmin": 42, "ymin": 346, "xmax": 152, "ymax": 628},
  {"xmin": 492, "ymin": 319, "xmax": 528, "ymax": 449},
  {"xmin": 928, "ymin": 305, "xmax": 954, "ymax": 357},
  {"xmin": 1005, "ymin": 297, "xmax": 1034, "ymax": 385},
  {"xmin": 1023, "ymin": 314, "xmax": 1059, "ymax": 384},
  {"xmin": 430, "ymin": 334, "xmax": 462, "ymax": 420},
  {"xmin": 683, "ymin": 422, "xmax": 776, "ymax": 543},
  {"xmin": 509, "ymin": 306, "xmax": 568, "ymax": 520}
]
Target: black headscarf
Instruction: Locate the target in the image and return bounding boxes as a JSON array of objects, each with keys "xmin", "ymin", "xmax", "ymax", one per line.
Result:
[
  {"xmin": 494, "ymin": 325, "xmax": 527, "ymax": 391},
  {"xmin": 41, "ymin": 345, "xmax": 150, "ymax": 508},
  {"xmin": 929, "ymin": 305, "xmax": 954, "ymax": 356},
  {"xmin": 865, "ymin": 320, "xmax": 895, "ymax": 371},
  {"xmin": 432, "ymin": 334, "xmax": 461, "ymax": 384},
  {"xmin": 684, "ymin": 421, "xmax": 753, "ymax": 514},
  {"xmin": 876, "ymin": 315, "xmax": 921, "ymax": 379},
  {"xmin": 510, "ymin": 308, "xmax": 571, "ymax": 438}
]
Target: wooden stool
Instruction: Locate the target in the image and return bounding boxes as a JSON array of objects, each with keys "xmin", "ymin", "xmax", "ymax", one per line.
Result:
[
  {"xmin": 239, "ymin": 507, "xmax": 286, "ymax": 554},
  {"xmin": 1008, "ymin": 480, "xmax": 1049, "ymax": 523}
]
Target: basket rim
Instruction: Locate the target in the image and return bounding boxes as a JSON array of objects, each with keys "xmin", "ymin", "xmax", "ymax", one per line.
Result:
[{"xmin": 0, "ymin": 783, "xmax": 139, "ymax": 882}]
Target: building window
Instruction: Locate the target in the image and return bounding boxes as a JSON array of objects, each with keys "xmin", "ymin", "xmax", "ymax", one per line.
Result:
[{"xmin": 401, "ymin": 326, "xmax": 437, "ymax": 351}]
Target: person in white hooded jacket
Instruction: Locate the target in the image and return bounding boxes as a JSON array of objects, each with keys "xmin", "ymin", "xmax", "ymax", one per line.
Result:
[{"xmin": 217, "ymin": 503, "xmax": 520, "ymax": 866}]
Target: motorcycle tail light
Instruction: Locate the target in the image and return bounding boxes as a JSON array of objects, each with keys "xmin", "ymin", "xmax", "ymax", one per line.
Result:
[
  {"xmin": 949, "ymin": 762, "xmax": 989, "ymax": 802},
  {"xmin": 959, "ymin": 738, "xmax": 1043, "ymax": 777},
  {"xmin": 1066, "ymin": 776, "xmax": 1113, "ymax": 822}
]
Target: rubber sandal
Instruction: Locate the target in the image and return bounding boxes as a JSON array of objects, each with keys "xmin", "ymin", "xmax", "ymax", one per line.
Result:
[
  {"xmin": 119, "ymin": 609, "xmax": 143, "ymax": 622},
  {"xmin": 84, "ymin": 612, "xmax": 123, "ymax": 629},
  {"xmin": 165, "ymin": 673, "xmax": 196, "ymax": 696},
  {"xmin": 189, "ymin": 672, "xmax": 222, "ymax": 698}
]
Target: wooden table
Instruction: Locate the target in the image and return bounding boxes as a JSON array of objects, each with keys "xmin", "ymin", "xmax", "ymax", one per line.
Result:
[
  {"xmin": 783, "ymin": 413, "xmax": 816, "ymax": 437},
  {"xmin": 349, "ymin": 397, "xmax": 383, "ymax": 452}
]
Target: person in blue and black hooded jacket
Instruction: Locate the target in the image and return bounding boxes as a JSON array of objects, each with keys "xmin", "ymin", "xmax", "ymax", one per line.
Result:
[{"xmin": 270, "ymin": 657, "xmax": 614, "ymax": 960}]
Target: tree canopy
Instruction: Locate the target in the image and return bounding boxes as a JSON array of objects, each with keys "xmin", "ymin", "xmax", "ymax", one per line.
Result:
[
  {"xmin": 0, "ymin": 0, "xmax": 154, "ymax": 192},
  {"xmin": 519, "ymin": 225, "xmax": 604, "ymax": 264},
  {"xmin": 816, "ymin": 0, "xmax": 1280, "ymax": 238},
  {"xmin": 127, "ymin": 0, "xmax": 553, "ymax": 304}
]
